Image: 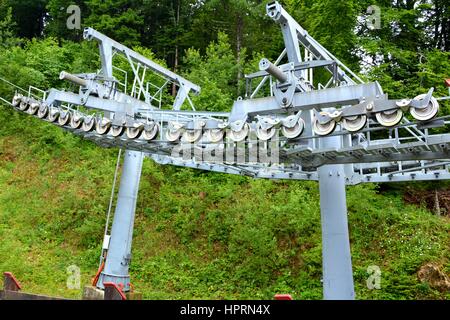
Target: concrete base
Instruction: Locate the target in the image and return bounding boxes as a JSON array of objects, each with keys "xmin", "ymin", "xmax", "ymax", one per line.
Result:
[
  {"xmin": 82, "ymin": 285, "xmax": 142, "ymax": 300},
  {"xmin": 1, "ymin": 290, "xmax": 66, "ymax": 300},
  {"xmin": 82, "ymin": 286, "xmax": 105, "ymax": 300}
]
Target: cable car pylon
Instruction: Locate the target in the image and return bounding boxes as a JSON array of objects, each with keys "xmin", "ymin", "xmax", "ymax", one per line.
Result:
[{"xmin": 2, "ymin": 1, "xmax": 450, "ymax": 299}]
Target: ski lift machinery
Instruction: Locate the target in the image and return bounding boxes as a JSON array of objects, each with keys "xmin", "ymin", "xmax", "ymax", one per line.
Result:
[{"xmin": 2, "ymin": 2, "xmax": 450, "ymax": 299}]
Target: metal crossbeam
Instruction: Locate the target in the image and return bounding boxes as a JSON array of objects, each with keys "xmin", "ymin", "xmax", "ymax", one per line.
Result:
[{"xmin": 84, "ymin": 28, "xmax": 201, "ymax": 95}]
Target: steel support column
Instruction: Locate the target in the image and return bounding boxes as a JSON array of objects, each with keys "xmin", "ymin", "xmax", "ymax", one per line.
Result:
[
  {"xmin": 318, "ymin": 135, "xmax": 355, "ymax": 300},
  {"xmin": 96, "ymin": 150, "xmax": 144, "ymax": 292}
]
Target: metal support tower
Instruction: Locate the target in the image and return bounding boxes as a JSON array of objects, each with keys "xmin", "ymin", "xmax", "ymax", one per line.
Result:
[
  {"xmin": 96, "ymin": 150, "xmax": 144, "ymax": 291},
  {"xmin": 67, "ymin": 29, "xmax": 198, "ymax": 291},
  {"xmin": 90, "ymin": 35, "xmax": 146, "ymax": 291},
  {"xmin": 318, "ymin": 135, "xmax": 355, "ymax": 299},
  {"xmin": 267, "ymin": 1, "xmax": 358, "ymax": 299}
]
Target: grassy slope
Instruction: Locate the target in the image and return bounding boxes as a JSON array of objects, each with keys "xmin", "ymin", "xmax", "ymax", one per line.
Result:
[{"xmin": 0, "ymin": 107, "xmax": 449, "ymax": 300}]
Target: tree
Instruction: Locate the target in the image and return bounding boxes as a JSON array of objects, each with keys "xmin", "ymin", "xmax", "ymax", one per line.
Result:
[
  {"xmin": 183, "ymin": 32, "xmax": 240, "ymax": 111},
  {"xmin": 285, "ymin": 0, "xmax": 359, "ymax": 72},
  {"xmin": 45, "ymin": 0, "xmax": 86, "ymax": 41},
  {"xmin": 0, "ymin": 1, "xmax": 18, "ymax": 48},
  {"xmin": 7, "ymin": 0, "xmax": 48, "ymax": 39},
  {"xmin": 355, "ymin": 0, "xmax": 449, "ymax": 103},
  {"xmin": 420, "ymin": 0, "xmax": 449, "ymax": 51},
  {"xmin": 188, "ymin": 1, "xmax": 282, "ymax": 94},
  {"xmin": 139, "ymin": 0, "xmax": 199, "ymax": 92},
  {"xmin": 83, "ymin": 0, "xmax": 144, "ymax": 47}
]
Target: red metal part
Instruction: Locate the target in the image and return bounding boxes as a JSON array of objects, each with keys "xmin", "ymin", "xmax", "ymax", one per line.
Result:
[
  {"xmin": 103, "ymin": 282, "xmax": 127, "ymax": 300},
  {"xmin": 3, "ymin": 272, "xmax": 22, "ymax": 291},
  {"xmin": 445, "ymin": 79, "xmax": 450, "ymax": 87},
  {"xmin": 91, "ymin": 261, "xmax": 105, "ymax": 286},
  {"xmin": 274, "ymin": 294, "xmax": 293, "ymax": 300}
]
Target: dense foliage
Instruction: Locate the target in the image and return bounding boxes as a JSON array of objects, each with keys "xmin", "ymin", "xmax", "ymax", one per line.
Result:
[{"xmin": 0, "ymin": 0, "xmax": 449, "ymax": 299}]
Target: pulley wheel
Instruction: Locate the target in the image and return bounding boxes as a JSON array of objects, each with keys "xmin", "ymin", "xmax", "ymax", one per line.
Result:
[
  {"xmin": 28, "ymin": 103, "xmax": 39, "ymax": 115},
  {"xmin": 110, "ymin": 125, "xmax": 125, "ymax": 137},
  {"xmin": 375, "ymin": 109, "xmax": 403, "ymax": 127},
  {"xmin": 12, "ymin": 94, "xmax": 22, "ymax": 107},
  {"xmin": 141, "ymin": 123, "xmax": 159, "ymax": 141},
  {"xmin": 47, "ymin": 108, "xmax": 60, "ymax": 122},
  {"xmin": 96, "ymin": 119, "xmax": 111, "ymax": 135},
  {"xmin": 58, "ymin": 111, "xmax": 71, "ymax": 126},
  {"xmin": 18, "ymin": 100, "xmax": 29, "ymax": 111},
  {"xmin": 82, "ymin": 117, "xmax": 96, "ymax": 132},
  {"xmin": 313, "ymin": 118, "xmax": 336, "ymax": 136},
  {"xmin": 281, "ymin": 118, "xmax": 305, "ymax": 139},
  {"xmin": 37, "ymin": 104, "xmax": 49, "ymax": 119},
  {"xmin": 166, "ymin": 129, "xmax": 183, "ymax": 142},
  {"xmin": 126, "ymin": 125, "xmax": 144, "ymax": 139},
  {"xmin": 70, "ymin": 115, "xmax": 83, "ymax": 129},
  {"xmin": 228, "ymin": 123, "xmax": 250, "ymax": 142},
  {"xmin": 206, "ymin": 129, "xmax": 224, "ymax": 143},
  {"xmin": 183, "ymin": 130, "xmax": 202, "ymax": 143},
  {"xmin": 410, "ymin": 94, "xmax": 439, "ymax": 121},
  {"xmin": 342, "ymin": 115, "xmax": 367, "ymax": 132},
  {"xmin": 256, "ymin": 126, "xmax": 276, "ymax": 141}
]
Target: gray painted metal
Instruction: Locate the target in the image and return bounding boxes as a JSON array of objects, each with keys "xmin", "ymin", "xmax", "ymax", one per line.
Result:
[
  {"xmin": 266, "ymin": 1, "xmax": 363, "ymax": 85},
  {"xmin": 229, "ymin": 82, "xmax": 383, "ymax": 121},
  {"xmin": 96, "ymin": 150, "xmax": 144, "ymax": 291},
  {"xmin": 83, "ymin": 30, "xmax": 150, "ymax": 292},
  {"xmin": 318, "ymin": 136, "xmax": 355, "ymax": 300},
  {"xmin": 83, "ymin": 27, "xmax": 201, "ymax": 96},
  {"xmin": 259, "ymin": 58, "xmax": 289, "ymax": 83}
]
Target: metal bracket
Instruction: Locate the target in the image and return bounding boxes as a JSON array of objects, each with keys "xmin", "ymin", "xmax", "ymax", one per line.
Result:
[{"xmin": 273, "ymin": 75, "xmax": 297, "ymax": 108}]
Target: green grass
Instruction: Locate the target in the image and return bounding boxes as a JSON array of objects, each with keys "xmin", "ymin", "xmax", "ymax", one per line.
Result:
[{"xmin": 0, "ymin": 107, "xmax": 449, "ymax": 300}]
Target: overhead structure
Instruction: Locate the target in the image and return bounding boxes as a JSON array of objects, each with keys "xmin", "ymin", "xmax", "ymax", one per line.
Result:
[{"xmin": 2, "ymin": 1, "xmax": 450, "ymax": 299}]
